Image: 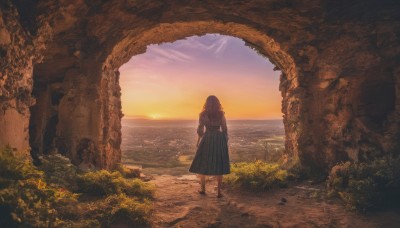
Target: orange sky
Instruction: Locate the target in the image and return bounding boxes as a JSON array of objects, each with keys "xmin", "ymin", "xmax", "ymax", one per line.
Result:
[{"xmin": 119, "ymin": 34, "xmax": 282, "ymax": 120}]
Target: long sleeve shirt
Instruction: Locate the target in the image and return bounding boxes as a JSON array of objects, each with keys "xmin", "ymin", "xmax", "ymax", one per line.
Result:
[{"xmin": 197, "ymin": 113, "xmax": 228, "ymax": 138}]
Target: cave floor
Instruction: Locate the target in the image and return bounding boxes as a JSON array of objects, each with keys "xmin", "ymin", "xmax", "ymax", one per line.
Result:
[{"xmin": 142, "ymin": 175, "xmax": 400, "ymax": 228}]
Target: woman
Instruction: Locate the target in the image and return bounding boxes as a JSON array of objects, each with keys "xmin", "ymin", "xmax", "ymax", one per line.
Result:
[{"xmin": 189, "ymin": 95, "xmax": 230, "ymax": 198}]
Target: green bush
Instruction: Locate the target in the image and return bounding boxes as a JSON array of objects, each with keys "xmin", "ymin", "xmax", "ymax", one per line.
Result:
[
  {"xmin": 77, "ymin": 170, "xmax": 154, "ymax": 198},
  {"xmin": 81, "ymin": 194, "xmax": 152, "ymax": 227},
  {"xmin": 0, "ymin": 147, "xmax": 154, "ymax": 227},
  {"xmin": 5, "ymin": 180, "xmax": 79, "ymax": 227},
  {"xmin": 115, "ymin": 164, "xmax": 141, "ymax": 178},
  {"xmin": 224, "ymin": 160, "xmax": 289, "ymax": 190},
  {"xmin": 38, "ymin": 154, "xmax": 78, "ymax": 191},
  {"xmin": 327, "ymin": 156, "xmax": 400, "ymax": 212},
  {"xmin": 280, "ymin": 157, "xmax": 310, "ymax": 181},
  {"xmin": 0, "ymin": 147, "xmax": 78, "ymax": 227},
  {"xmin": 0, "ymin": 147, "xmax": 42, "ymax": 181}
]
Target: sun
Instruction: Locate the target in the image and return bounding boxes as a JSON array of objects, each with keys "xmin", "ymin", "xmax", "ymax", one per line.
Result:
[{"xmin": 149, "ymin": 113, "xmax": 162, "ymax": 119}]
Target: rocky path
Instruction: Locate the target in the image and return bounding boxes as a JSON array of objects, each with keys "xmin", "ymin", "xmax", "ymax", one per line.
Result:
[{"xmin": 149, "ymin": 175, "xmax": 400, "ymax": 228}]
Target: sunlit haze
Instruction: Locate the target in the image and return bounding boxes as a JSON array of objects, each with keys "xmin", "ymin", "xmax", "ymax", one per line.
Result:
[{"xmin": 119, "ymin": 34, "xmax": 282, "ymax": 120}]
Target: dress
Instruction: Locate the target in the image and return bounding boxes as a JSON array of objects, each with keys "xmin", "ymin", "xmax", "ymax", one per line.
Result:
[{"xmin": 189, "ymin": 113, "xmax": 230, "ymax": 175}]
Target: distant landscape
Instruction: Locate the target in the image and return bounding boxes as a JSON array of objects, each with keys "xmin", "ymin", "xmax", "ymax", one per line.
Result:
[{"xmin": 121, "ymin": 118, "xmax": 285, "ymax": 175}]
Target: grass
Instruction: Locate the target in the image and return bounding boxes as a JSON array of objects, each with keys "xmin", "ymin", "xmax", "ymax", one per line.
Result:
[
  {"xmin": 224, "ymin": 160, "xmax": 290, "ymax": 190},
  {"xmin": 0, "ymin": 146, "xmax": 154, "ymax": 227},
  {"xmin": 66, "ymin": 194, "xmax": 152, "ymax": 227},
  {"xmin": 77, "ymin": 170, "xmax": 154, "ymax": 198}
]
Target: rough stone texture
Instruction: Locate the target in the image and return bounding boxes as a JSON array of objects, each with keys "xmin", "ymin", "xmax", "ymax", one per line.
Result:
[
  {"xmin": 0, "ymin": 1, "xmax": 51, "ymax": 156},
  {"xmin": 1, "ymin": 0, "xmax": 399, "ymax": 170}
]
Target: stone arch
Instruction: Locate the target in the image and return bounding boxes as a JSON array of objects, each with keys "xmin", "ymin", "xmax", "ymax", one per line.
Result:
[
  {"xmin": 102, "ymin": 21, "xmax": 303, "ymax": 165},
  {"xmin": 1, "ymin": 0, "xmax": 399, "ymax": 172}
]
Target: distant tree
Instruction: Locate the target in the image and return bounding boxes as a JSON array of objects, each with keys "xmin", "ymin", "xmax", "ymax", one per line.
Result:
[
  {"xmin": 262, "ymin": 140, "xmax": 270, "ymax": 161},
  {"xmin": 261, "ymin": 140, "xmax": 284, "ymax": 162}
]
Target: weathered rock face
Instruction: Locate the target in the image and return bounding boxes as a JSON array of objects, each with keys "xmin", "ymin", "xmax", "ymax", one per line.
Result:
[
  {"xmin": 1, "ymin": 0, "xmax": 399, "ymax": 170},
  {"xmin": 0, "ymin": 1, "xmax": 51, "ymax": 157}
]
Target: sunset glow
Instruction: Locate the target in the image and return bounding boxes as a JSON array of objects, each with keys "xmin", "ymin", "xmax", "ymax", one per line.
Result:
[{"xmin": 119, "ymin": 34, "xmax": 282, "ymax": 120}]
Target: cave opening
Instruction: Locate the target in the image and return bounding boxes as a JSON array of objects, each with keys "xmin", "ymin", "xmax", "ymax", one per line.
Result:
[
  {"xmin": 101, "ymin": 21, "xmax": 303, "ymax": 170},
  {"xmin": 118, "ymin": 33, "xmax": 285, "ymax": 175},
  {"xmin": 27, "ymin": 21, "xmax": 304, "ymax": 170}
]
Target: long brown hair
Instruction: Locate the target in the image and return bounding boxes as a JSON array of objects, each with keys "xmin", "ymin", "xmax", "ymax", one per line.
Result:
[{"xmin": 201, "ymin": 95, "xmax": 224, "ymax": 121}]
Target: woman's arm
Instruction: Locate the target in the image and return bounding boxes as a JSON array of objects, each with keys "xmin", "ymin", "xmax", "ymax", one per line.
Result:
[
  {"xmin": 196, "ymin": 135, "xmax": 201, "ymax": 147},
  {"xmin": 196, "ymin": 114, "xmax": 205, "ymax": 147},
  {"xmin": 221, "ymin": 115, "xmax": 228, "ymax": 141}
]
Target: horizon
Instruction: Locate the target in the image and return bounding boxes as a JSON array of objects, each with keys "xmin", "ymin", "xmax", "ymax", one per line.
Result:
[{"xmin": 122, "ymin": 116, "xmax": 283, "ymax": 121}]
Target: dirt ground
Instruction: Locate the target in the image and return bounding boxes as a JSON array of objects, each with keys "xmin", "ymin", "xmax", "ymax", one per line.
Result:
[{"xmin": 148, "ymin": 175, "xmax": 400, "ymax": 228}]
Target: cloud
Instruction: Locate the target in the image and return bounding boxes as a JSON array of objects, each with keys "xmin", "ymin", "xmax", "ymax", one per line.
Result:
[
  {"xmin": 148, "ymin": 45, "xmax": 194, "ymax": 63},
  {"xmin": 171, "ymin": 36, "xmax": 212, "ymax": 50},
  {"xmin": 212, "ymin": 37, "xmax": 229, "ymax": 55},
  {"xmin": 167, "ymin": 34, "xmax": 230, "ymax": 56},
  {"xmin": 120, "ymin": 34, "xmax": 242, "ymax": 72}
]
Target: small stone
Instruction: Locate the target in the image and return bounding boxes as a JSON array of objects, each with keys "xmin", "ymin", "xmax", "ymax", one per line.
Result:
[
  {"xmin": 73, "ymin": 50, "xmax": 81, "ymax": 58},
  {"xmin": 241, "ymin": 212, "xmax": 250, "ymax": 217},
  {"xmin": 318, "ymin": 69, "xmax": 338, "ymax": 80},
  {"xmin": 0, "ymin": 28, "xmax": 11, "ymax": 45},
  {"xmin": 281, "ymin": 197, "xmax": 287, "ymax": 203},
  {"xmin": 207, "ymin": 221, "xmax": 222, "ymax": 228},
  {"xmin": 318, "ymin": 80, "xmax": 330, "ymax": 89}
]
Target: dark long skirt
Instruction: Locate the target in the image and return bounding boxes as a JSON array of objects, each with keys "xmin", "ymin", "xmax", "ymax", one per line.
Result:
[{"xmin": 189, "ymin": 130, "xmax": 230, "ymax": 175}]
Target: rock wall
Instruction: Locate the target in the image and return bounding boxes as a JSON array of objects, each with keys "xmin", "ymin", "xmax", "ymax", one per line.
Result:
[
  {"xmin": 1, "ymin": 0, "xmax": 399, "ymax": 171},
  {"xmin": 0, "ymin": 1, "xmax": 51, "ymax": 156},
  {"xmin": 298, "ymin": 2, "xmax": 400, "ymax": 168},
  {"xmin": 31, "ymin": 59, "xmax": 122, "ymax": 169}
]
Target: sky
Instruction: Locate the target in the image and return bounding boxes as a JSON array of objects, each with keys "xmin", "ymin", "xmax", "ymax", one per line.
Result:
[{"xmin": 119, "ymin": 34, "xmax": 282, "ymax": 120}]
